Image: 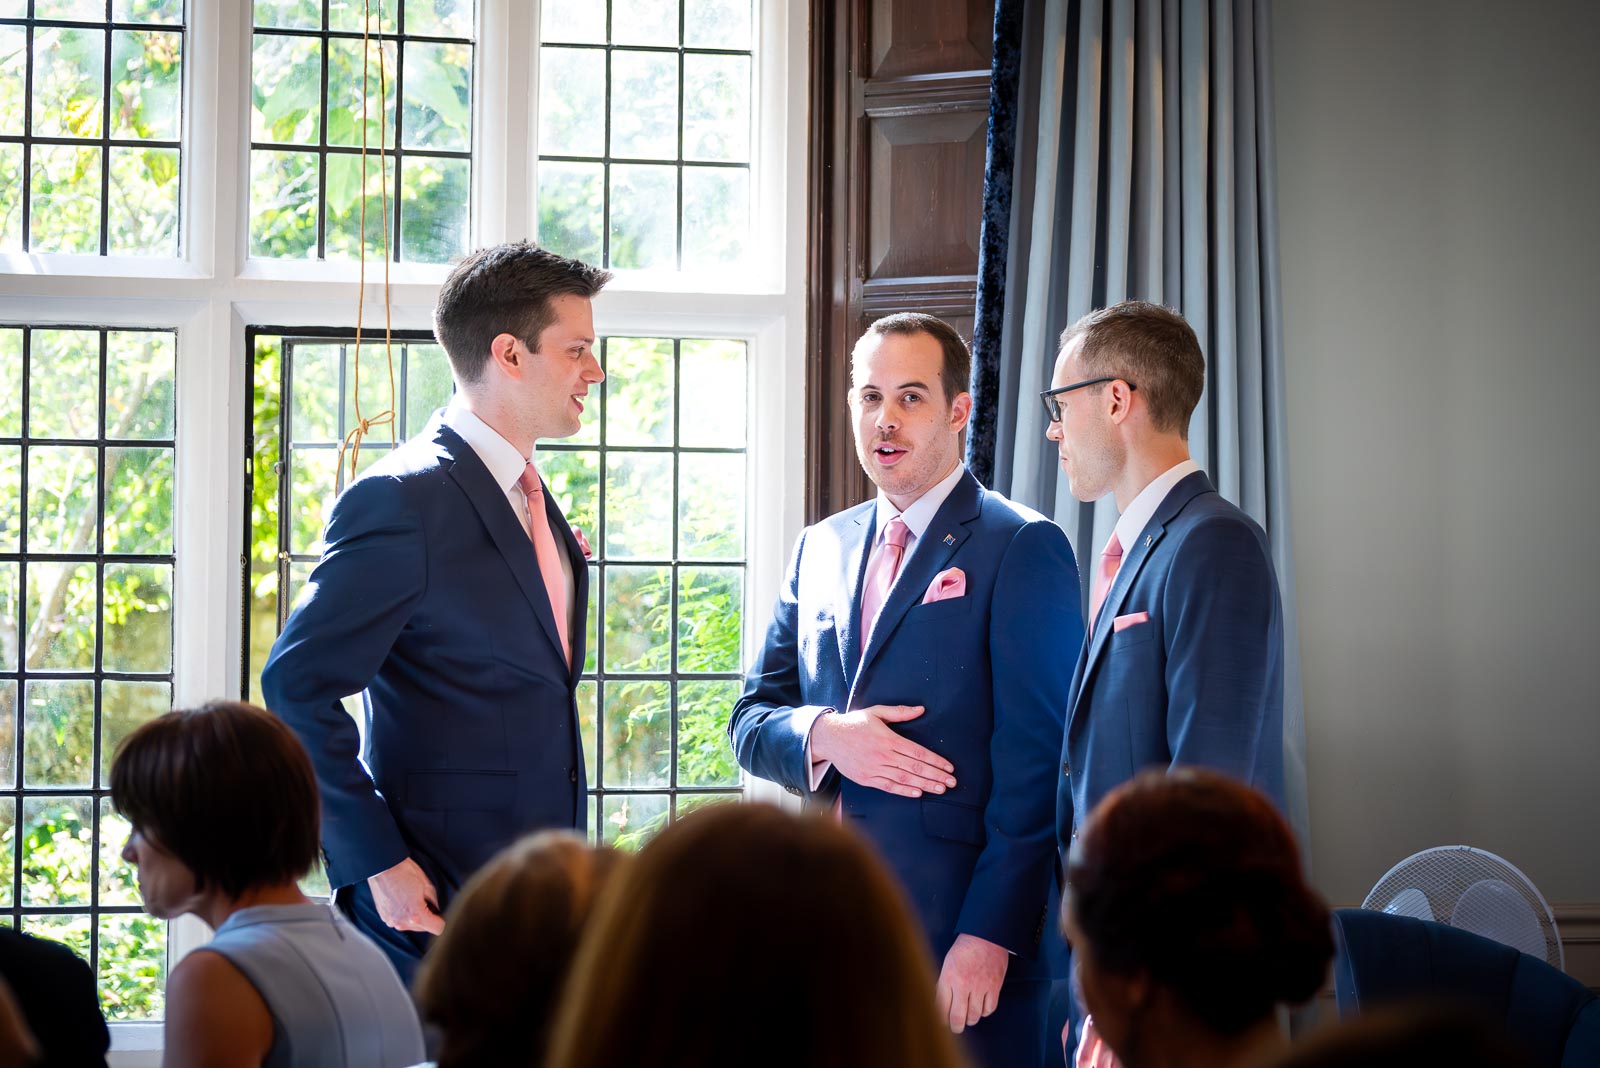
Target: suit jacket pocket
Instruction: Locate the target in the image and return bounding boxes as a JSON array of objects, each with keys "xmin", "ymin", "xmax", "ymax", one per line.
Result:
[
  {"xmin": 921, "ymin": 798, "xmax": 985, "ymax": 846},
  {"xmin": 406, "ymin": 770, "xmax": 518, "ymax": 811},
  {"xmin": 904, "ymin": 596, "xmax": 970, "ymax": 624},
  {"xmin": 1109, "ymin": 621, "xmax": 1156, "ymax": 649}
]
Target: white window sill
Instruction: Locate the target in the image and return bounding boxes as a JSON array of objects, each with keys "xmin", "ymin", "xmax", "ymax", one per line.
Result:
[
  {"xmin": 0, "ymin": 252, "xmax": 210, "ymax": 281},
  {"xmin": 108, "ymin": 1021, "xmax": 163, "ymax": 1067}
]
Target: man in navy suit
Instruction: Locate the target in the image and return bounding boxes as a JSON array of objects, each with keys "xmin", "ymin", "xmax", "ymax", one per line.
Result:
[
  {"xmin": 1044, "ymin": 301, "xmax": 1284, "ymax": 853},
  {"xmin": 262, "ymin": 243, "xmax": 609, "ymax": 981},
  {"xmin": 732, "ymin": 313, "xmax": 1083, "ymax": 1068},
  {"xmin": 1044, "ymin": 302, "xmax": 1285, "ymax": 1059}
]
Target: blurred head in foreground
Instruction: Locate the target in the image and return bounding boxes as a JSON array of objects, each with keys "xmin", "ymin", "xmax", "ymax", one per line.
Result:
[
  {"xmin": 1264, "ymin": 1002, "xmax": 1530, "ymax": 1068},
  {"xmin": 546, "ymin": 802, "xmax": 970, "ymax": 1068},
  {"xmin": 1064, "ymin": 767, "xmax": 1333, "ymax": 1068},
  {"xmin": 416, "ymin": 831, "xmax": 624, "ymax": 1068}
]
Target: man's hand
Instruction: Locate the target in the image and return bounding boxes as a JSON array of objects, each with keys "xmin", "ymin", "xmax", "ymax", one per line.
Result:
[
  {"xmin": 936, "ymin": 933, "xmax": 1009, "ymax": 1034},
  {"xmin": 368, "ymin": 857, "xmax": 445, "ymax": 935},
  {"xmin": 811, "ymin": 705, "xmax": 956, "ymax": 797}
]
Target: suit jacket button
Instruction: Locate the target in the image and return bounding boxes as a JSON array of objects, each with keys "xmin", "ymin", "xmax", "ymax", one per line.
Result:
[
  {"xmin": 1061, "ymin": 760, "xmax": 1070, "ymax": 777},
  {"xmin": 569, "ymin": 768, "xmax": 578, "ymax": 784}
]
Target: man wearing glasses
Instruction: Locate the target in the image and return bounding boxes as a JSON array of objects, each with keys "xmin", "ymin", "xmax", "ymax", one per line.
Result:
[
  {"xmin": 1043, "ymin": 301, "xmax": 1286, "ymax": 1060},
  {"xmin": 1043, "ymin": 298, "xmax": 1286, "ymax": 860}
]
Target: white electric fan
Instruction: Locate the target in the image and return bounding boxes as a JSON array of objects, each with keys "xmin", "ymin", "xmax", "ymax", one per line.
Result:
[{"xmin": 1361, "ymin": 846, "xmax": 1563, "ymax": 970}]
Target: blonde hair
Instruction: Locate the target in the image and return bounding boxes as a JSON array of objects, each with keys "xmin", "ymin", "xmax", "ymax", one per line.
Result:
[
  {"xmin": 414, "ymin": 831, "xmax": 624, "ymax": 1068},
  {"xmin": 546, "ymin": 803, "xmax": 971, "ymax": 1068}
]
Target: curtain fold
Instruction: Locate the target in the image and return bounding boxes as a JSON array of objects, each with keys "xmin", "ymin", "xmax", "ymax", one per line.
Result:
[{"xmin": 969, "ymin": 0, "xmax": 1309, "ymax": 847}]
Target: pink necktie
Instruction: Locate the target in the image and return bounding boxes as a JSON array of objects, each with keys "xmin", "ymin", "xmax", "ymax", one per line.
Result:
[
  {"xmin": 860, "ymin": 516, "xmax": 911, "ymax": 639},
  {"xmin": 517, "ymin": 462, "xmax": 571, "ymax": 665},
  {"xmin": 1089, "ymin": 532, "xmax": 1123, "ymax": 634}
]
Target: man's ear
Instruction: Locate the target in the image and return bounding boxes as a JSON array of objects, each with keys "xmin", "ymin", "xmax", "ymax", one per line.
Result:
[
  {"xmin": 1106, "ymin": 380, "xmax": 1136, "ymax": 426},
  {"xmin": 949, "ymin": 391, "xmax": 973, "ymax": 433},
  {"xmin": 487, "ymin": 333, "xmax": 522, "ymax": 378}
]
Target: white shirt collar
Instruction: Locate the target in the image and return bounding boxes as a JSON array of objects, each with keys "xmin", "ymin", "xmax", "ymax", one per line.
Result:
[
  {"xmin": 441, "ymin": 399, "xmax": 530, "ymax": 493},
  {"xmin": 873, "ymin": 462, "xmax": 967, "ymax": 545},
  {"xmin": 1110, "ymin": 458, "xmax": 1202, "ymax": 554}
]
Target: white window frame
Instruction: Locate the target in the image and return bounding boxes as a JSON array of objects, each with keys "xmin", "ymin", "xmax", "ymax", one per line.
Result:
[{"xmin": 0, "ymin": 1, "xmax": 806, "ymax": 1060}]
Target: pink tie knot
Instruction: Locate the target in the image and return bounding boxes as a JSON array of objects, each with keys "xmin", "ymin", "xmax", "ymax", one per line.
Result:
[
  {"xmin": 883, "ymin": 515, "xmax": 910, "ymax": 549},
  {"xmin": 517, "ymin": 462, "xmax": 542, "ymax": 498},
  {"xmin": 1103, "ymin": 532, "xmax": 1123, "ymax": 561}
]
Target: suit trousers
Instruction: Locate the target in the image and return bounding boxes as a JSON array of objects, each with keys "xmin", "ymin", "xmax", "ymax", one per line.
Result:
[
  {"xmin": 961, "ymin": 976, "xmax": 1053, "ymax": 1068},
  {"xmin": 335, "ymin": 879, "xmax": 434, "ymax": 987}
]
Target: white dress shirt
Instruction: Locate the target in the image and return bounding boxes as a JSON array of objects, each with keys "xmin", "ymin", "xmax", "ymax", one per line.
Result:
[
  {"xmin": 440, "ymin": 400, "xmax": 577, "ymax": 627},
  {"xmin": 1108, "ymin": 458, "xmax": 1202, "ymax": 559},
  {"xmin": 869, "ymin": 460, "xmax": 968, "ymax": 565}
]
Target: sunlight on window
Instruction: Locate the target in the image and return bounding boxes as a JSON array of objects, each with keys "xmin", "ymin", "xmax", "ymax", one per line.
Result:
[
  {"xmin": 0, "ymin": 325, "xmax": 176, "ymax": 1021},
  {"xmin": 536, "ymin": 0, "xmax": 754, "ymax": 275}
]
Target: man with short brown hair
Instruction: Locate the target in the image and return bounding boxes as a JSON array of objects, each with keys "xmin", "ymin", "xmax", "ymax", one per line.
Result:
[
  {"xmin": 1044, "ymin": 299, "xmax": 1286, "ymax": 852},
  {"xmin": 264, "ymin": 242, "xmax": 610, "ymax": 981},
  {"xmin": 733, "ymin": 313, "xmax": 1083, "ymax": 1067}
]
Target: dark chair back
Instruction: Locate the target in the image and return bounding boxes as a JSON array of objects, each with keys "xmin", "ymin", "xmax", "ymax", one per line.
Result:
[{"xmin": 1331, "ymin": 907, "xmax": 1600, "ymax": 1068}]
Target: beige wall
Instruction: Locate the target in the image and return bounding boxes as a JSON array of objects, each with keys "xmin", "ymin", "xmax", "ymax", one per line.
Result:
[{"xmin": 1272, "ymin": 0, "xmax": 1600, "ymax": 924}]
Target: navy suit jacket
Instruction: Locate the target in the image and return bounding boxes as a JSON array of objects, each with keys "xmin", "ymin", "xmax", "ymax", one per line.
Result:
[
  {"xmin": 261, "ymin": 418, "xmax": 588, "ymax": 899},
  {"xmin": 1056, "ymin": 471, "xmax": 1285, "ymax": 856},
  {"xmin": 732, "ymin": 471, "xmax": 1083, "ymax": 978}
]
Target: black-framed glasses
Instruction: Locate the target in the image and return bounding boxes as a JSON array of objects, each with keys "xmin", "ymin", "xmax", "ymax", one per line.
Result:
[{"xmin": 1039, "ymin": 377, "xmax": 1137, "ymax": 422}]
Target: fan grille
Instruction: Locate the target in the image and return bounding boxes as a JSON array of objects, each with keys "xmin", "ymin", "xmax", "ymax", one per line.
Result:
[{"xmin": 1362, "ymin": 846, "xmax": 1562, "ymax": 969}]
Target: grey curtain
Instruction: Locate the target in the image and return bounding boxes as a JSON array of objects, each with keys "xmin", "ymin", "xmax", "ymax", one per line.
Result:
[{"xmin": 974, "ymin": 0, "xmax": 1308, "ymax": 846}]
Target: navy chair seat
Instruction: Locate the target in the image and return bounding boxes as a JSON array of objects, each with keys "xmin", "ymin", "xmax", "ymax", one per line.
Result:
[{"xmin": 1332, "ymin": 907, "xmax": 1600, "ymax": 1067}]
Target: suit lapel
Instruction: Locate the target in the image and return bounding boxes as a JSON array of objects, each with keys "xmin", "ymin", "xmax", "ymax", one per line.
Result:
[
  {"xmin": 442, "ymin": 425, "xmax": 569, "ymax": 664},
  {"xmin": 1065, "ymin": 471, "xmax": 1216, "ymax": 739},
  {"xmin": 855, "ymin": 472, "xmax": 981, "ymax": 683},
  {"xmin": 836, "ymin": 504, "xmax": 875, "ymax": 682}
]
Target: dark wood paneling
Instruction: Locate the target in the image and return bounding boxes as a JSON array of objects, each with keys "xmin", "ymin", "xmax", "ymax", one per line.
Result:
[
  {"xmin": 865, "ymin": 111, "xmax": 986, "ymax": 278},
  {"xmin": 806, "ymin": 0, "xmax": 993, "ymax": 524},
  {"xmin": 869, "ymin": 0, "xmax": 993, "ymax": 80}
]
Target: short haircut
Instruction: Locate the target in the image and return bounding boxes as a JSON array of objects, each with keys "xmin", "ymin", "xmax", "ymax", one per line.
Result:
[
  {"xmin": 110, "ymin": 701, "xmax": 320, "ymax": 900},
  {"xmin": 433, "ymin": 241, "xmax": 612, "ymax": 384},
  {"xmin": 1058, "ymin": 301, "xmax": 1205, "ymax": 436},
  {"xmin": 545, "ymin": 803, "xmax": 968, "ymax": 1068},
  {"xmin": 856, "ymin": 312, "xmax": 971, "ymax": 405},
  {"xmin": 1066, "ymin": 767, "xmax": 1333, "ymax": 1035},
  {"xmin": 416, "ymin": 832, "xmax": 625, "ymax": 1068}
]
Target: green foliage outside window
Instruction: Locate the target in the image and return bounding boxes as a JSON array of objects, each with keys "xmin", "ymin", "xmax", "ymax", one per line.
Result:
[
  {"xmin": 246, "ymin": 333, "xmax": 749, "ymax": 863},
  {"xmin": 5, "ymin": 803, "xmax": 166, "ymax": 1020},
  {"xmin": 3, "ymin": 327, "xmax": 175, "ymax": 1022},
  {"xmin": 247, "ymin": 7, "xmax": 473, "ymax": 263},
  {"xmin": 1, "ymin": 13, "xmax": 184, "ymax": 256}
]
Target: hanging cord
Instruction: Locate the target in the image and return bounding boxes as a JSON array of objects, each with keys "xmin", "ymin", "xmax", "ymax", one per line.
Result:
[{"xmin": 337, "ymin": 0, "xmax": 399, "ymax": 487}]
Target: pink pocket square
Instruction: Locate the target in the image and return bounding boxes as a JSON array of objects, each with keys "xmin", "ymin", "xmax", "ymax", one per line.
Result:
[
  {"xmin": 922, "ymin": 567, "xmax": 967, "ymax": 604},
  {"xmin": 572, "ymin": 527, "xmax": 593, "ymax": 560},
  {"xmin": 1112, "ymin": 611, "xmax": 1150, "ymax": 632}
]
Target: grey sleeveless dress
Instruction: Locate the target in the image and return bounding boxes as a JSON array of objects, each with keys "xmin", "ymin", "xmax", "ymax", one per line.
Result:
[{"xmin": 204, "ymin": 903, "xmax": 425, "ymax": 1068}]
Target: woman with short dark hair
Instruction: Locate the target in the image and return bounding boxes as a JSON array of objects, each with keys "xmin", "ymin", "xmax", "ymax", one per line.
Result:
[
  {"xmin": 1064, "ymin": 768, "xmax": 1333, "ymax": 1068},
  {"xmin": 111, "ymin": 700, "xmax": 423, "ymax": 1068}
]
